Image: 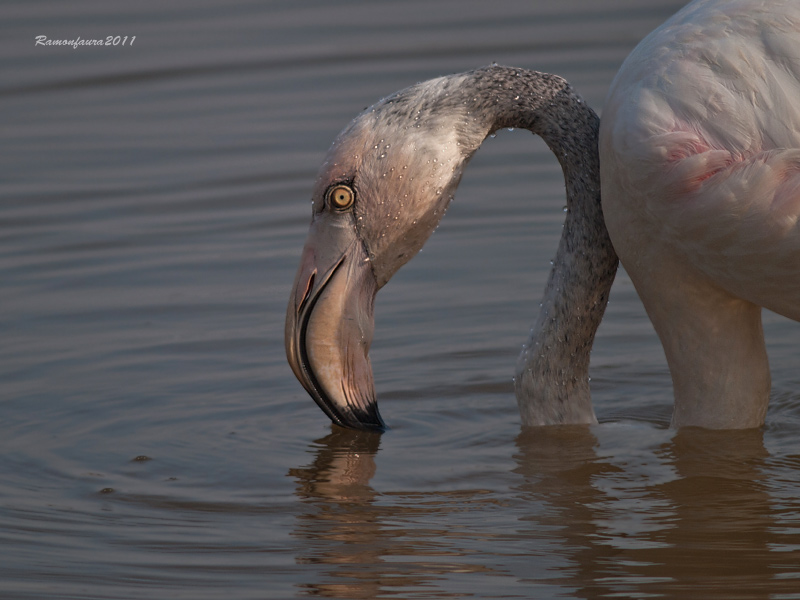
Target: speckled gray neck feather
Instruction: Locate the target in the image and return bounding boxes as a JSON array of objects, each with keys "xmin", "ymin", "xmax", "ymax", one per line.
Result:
[{"xmin": 458, "ymin": 67, "xmax": 619, "ymax": 425}]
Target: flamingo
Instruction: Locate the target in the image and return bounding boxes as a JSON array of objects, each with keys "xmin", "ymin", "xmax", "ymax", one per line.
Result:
[{"xmin": 286, "ymin": 0, "xmax": 800, "ymax": 431}]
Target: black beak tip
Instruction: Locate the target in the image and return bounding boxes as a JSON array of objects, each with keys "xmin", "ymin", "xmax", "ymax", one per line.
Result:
[
  {"xmin": 334, "ymin": 407, "xmax": 387, "ymax": 433},
  {"xmin": 308, "ymin": 388, "xmax": 387, "ymax": 433}
]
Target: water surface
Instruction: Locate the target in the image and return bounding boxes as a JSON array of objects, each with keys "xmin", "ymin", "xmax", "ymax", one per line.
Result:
[{"xmin": 2, "ymin": 1, "xmax": 800, "ymax": 598}]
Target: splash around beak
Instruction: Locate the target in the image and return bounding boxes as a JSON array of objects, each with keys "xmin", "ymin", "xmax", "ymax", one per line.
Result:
[{"xmin": 285, "ymin": 213, "xmax": 386, "ymax": 431}]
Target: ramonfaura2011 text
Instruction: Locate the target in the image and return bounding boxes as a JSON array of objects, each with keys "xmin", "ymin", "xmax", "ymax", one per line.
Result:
[{"xmin": 35, "ymin": 35, "xmax": 136, "ymax": 49}]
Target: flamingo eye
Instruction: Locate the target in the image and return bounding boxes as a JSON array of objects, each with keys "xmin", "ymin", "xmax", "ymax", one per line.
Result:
[{"xmin": 326, "ymin": 184, "xmax": 355, "ymax": 211}]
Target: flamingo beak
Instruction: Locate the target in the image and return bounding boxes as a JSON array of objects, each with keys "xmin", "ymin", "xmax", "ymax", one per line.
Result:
[{"xmin": 285, "ymin": 217, "xmax": 385, "ymax": 431}]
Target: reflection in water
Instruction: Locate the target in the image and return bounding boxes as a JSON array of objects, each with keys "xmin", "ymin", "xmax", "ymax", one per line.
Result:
[
  {"xmin": 513, "ymin": 426, "xmax": 617, "ymax": 595},
  {"xmin": 289, "ymin": 428, "xmax": 385, "ymax": 598},
  {"xmin": 291, "ymin": 425, "xmax": 800, "ymax": 599},
  {"xmin": 514, "ymin": 426, "xmax": 800, "ymax": 599},
  {"xmin": 289, "ymin": 428, "xmax": 519, "ymax": 598},
  {"xmin": 291, "ymin": 428, "xmax": 381, "ymax": 504},
  {"xmin": 641, "ymin": 429, "xmax": 799, "ymax": 598}
]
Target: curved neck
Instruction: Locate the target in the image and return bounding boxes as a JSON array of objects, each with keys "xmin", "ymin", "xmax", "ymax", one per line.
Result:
[{"xmin": 464, "ymin": 67, "xmax": 619, "ymax": 425}]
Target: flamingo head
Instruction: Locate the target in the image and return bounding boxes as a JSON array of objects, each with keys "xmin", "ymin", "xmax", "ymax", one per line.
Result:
[{"xmin": 285, "ymin": 73, "xmax": 490, "ymax": 430}]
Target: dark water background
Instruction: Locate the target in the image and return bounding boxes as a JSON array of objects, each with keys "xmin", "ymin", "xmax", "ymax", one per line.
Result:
[{"xmin": 3, "ymin": 1, "xmax": 800, "ymax": 598}]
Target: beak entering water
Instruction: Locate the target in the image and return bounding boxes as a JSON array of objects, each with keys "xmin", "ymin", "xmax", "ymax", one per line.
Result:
[{"xmin": 285, "ymin": 218, "xmax": 385, "ymax": 431}]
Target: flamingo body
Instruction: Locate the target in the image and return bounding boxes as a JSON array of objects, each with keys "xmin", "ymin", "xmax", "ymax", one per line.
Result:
[{"xmin": 601, "ymin": 0, "xmax": 800, "ymax": 427}]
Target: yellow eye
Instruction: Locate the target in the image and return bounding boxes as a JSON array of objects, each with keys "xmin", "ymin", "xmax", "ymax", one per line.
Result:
[{"xmin": 326, "ymin": 184, "xmax": 355, "ymax": 211}]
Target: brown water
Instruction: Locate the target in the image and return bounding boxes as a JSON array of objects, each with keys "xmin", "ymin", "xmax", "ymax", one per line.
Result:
[{"xmin": 3, "ymin": 1, "xmax": 800, "ymax": 598}]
